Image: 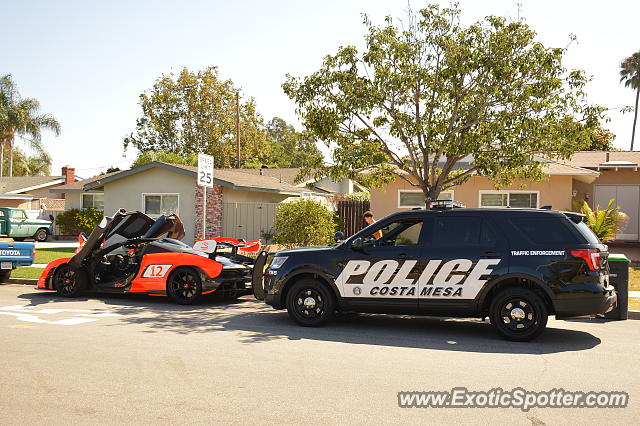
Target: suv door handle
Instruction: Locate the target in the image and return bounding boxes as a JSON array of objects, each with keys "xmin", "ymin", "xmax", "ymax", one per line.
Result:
[{"xmin": 482, "ymin": 251, "xmax": 501, "ymax": 258}]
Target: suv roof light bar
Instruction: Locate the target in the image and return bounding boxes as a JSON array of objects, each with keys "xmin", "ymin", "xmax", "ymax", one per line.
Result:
[{"xmin": 428, "ymin": 200, "xmax": 466, "ymax": 210}]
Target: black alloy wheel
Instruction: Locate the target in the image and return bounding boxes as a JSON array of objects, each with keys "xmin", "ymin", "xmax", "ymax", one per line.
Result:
[
  {"xmin": 54, "ymin": 264, "xmax": 88, "ymax": 297},
  {"xmin": 167, "ymin": 268, "xmax": 203, "ymax": 305}
]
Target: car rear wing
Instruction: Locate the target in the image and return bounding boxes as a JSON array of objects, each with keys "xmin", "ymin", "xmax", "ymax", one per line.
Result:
[{"xmin": 251, "ymin": 250, "xmax": 276, "ymax": 300}]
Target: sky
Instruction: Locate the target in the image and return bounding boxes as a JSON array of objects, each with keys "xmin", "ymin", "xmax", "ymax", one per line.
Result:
[{"xmin": 3, "ymin": 0, "xmax": 639, "ymax": 178}]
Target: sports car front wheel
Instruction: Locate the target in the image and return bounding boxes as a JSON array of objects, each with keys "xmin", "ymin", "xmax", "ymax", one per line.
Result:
[
  {"xmin": 167, "ymin": 267, "xmax": 203, "ymax": 305},
  {"xmin": 54, "ymin": 264, "xmax": 88, "ymax": 298}
]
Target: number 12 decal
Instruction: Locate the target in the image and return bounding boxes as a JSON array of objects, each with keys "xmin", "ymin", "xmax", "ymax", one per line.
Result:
[{"xmin": 142, "ymin": 264, "xmax": 172, "ymax": 278}]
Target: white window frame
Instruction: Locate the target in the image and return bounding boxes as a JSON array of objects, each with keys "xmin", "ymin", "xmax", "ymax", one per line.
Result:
[
  {"xmin": 478, "ymin": 190, "xmax": 540, "ymax": 209},
  {"xmin": 141, "ymin": 193, "xmax": 180, "ymax": 217},
  {"xmin": 81, "ymin": 192, "xmax": 105, "ymax": 211},
  {"xmin": 397, "ymin": 189, "xmax": 454, "ymax": 209}
]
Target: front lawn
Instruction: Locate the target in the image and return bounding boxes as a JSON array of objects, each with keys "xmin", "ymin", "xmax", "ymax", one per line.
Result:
[
  {"xmin": 630, "ymin": 267, "xmax": 639, "ymax": 292},
  {"xmin": 11, "ymin": 267, "xmax": 45, "ymax": 279},
  {"xmin": 34, "ymin": 247, "xmax": 76, "ymax": 264}
]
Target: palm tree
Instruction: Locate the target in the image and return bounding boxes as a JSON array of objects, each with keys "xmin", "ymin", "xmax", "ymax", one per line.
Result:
[
  {"xmin": 620, "ymin": 51, "xmax": 640, "ymax": 151},
  {"xmin": 0, "ymin": 74, "xmax": 60, "ymax": 176}
]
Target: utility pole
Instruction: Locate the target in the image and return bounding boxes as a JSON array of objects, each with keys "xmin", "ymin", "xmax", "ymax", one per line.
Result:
[{"xmin": 236, "ymin": 91, "xmax": 241, "ymax": 168}]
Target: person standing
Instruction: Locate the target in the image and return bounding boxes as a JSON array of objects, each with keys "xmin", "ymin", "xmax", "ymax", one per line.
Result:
[{"xmin": 363, "ymin": 211, "xmax": 382, "ymax": 240}]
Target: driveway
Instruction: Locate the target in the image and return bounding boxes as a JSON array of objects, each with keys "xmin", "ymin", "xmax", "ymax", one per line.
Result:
[{"xmin": 0, "ymin": 284, "xmax": 638, "ymax": 425}]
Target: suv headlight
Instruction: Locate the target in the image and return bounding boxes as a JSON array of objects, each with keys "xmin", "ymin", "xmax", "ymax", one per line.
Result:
[{"xmin": 270, "ymin": 256, "xmax": 288, "ymax": 269}]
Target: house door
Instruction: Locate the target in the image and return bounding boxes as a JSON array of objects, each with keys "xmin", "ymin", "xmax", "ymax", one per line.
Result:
[{"xmin": 595, "ymin": 185, "xmax": 640, "ymax": 241}]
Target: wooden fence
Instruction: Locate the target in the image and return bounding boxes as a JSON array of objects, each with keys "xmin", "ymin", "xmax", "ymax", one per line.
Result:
[{"xmin": 336, "ymin": 200, "xmax": 370, "ymax": 237}]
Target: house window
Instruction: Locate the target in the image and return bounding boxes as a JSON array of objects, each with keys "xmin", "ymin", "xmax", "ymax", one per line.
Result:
[
  {"xmin": 143, "ymin": 194, "xmax": 179, "ymax": 216},
  {"xmin": 398, "ymin": 190, "xmax": 453, "ymax": 208},
  {"xmin": 82, "ymin": 193, "xmax": 104, "ymax": 211},
  {"xmin": 479, "ymin": 191, "xmax": 538, "ymax": 208}
]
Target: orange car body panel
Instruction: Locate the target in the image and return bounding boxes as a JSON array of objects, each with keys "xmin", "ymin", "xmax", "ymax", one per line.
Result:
[
  {"xmin": 128, "ymin": 252, "xmax": 223, "ymax": 293},
  {"xmin": 194, "ymin": 238, "xmax": 261, "ymax": 253},
  {"xmin": 36, "ymin": 257, "xmax": 71, "ymax": 290}
]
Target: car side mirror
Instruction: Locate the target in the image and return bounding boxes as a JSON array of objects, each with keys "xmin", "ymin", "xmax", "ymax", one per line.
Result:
[
  {"xmin": 334, "ymin": 231, "xmax": 345, "ymax": 242},
  {"xmin": 351, "ymin": 237, "xmax": 364, "ymax": 250}
]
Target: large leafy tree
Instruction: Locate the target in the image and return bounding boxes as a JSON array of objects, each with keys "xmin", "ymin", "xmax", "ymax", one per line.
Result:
[
  {"xmin": 283, "ymin": 4, "xmax": 606, "ymax": 203},
  {"xmin": 258, "ymin": 117, "xmax": 323, "ymax": 168},
  {"xmin": 0, "ymin": 146, "xmax": 52, "ymax": 176},
  {"xmin": 0, "ymin": 74, "xmax": 60, "ymax": 176},
  {"xmin": 124, "ymin": 66, "xmax": 269, "ymax": 168},
  {"xmin": 620, "ymin": 51, "xmax": 640, "ymax": 150},
  {"xmin": 131, "ymin": 150, "xmax": 197, "ymax": 168}
]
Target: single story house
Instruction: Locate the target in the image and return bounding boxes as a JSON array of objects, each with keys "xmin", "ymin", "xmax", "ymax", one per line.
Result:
[
  {"xmin": 567, "ymin": 151, "xmax": 640, "ymax": 241},
  {"xmin": 52, "ymin": 162, "xmax": 304, "ymax": 244},
  {"xmin": 0, "ymin": 166, "xmax": 74, "ymax": 211},
  {"xmin": 235, "ymin": 167, "xmax": 367, "ymax": 195},
  {"xmin": 369, "ymin": 151, "xmax": 640, "ymax": 242}
]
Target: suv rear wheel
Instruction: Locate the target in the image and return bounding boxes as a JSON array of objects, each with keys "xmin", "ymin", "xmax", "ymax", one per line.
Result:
[
  {"xmin": 286, "ymin": 279, "xmax": 335, "ymax": 326},
  {"xmin": 489, "ymin": 287, "xmax": 548, "ymax": 342}
]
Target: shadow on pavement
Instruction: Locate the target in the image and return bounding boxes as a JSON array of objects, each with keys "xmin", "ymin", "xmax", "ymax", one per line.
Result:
[{"xmin": 17, "ymin": 291, "xmax": 601, "ymax": 355}]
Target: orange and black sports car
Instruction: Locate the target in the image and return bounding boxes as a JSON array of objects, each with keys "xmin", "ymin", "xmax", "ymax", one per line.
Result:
[{"xmin": 36, "ymin": 209, "xmax": 253, "ymax": 304}]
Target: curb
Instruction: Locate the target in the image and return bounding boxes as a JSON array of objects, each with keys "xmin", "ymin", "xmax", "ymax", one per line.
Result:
[
  {"xmin": 3, "ymin": 278, "xmax": 38, "ymax": 286},
  {"xmin": 629, "ymin": 311, "xmax": 640, "ymax": 320}
]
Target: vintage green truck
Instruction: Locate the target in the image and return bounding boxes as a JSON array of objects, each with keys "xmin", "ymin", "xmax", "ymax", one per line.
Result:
[{"xmin": 0, "ymin": 208, "xmax": 54, "ymax": 242}]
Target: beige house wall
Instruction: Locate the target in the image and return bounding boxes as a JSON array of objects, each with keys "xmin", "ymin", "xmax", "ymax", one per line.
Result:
[
  {"xmin": 223, "ymin": 188, "xmax": 289, "ymax": 204},
  {"xmin": 102, "ymin": 168, "xmax": 197, "ymax": 244},
  {"xmin": 572, "ymin": 169, "xmax": 640, "ymax": 208},
  {"xmin": 0, "ymin": 199, "xmax": 31, "ymax": 209},
  {"xmin": 25, "ymin": 187, "xmax": 65, "ymax": 199},
  {"xmin": 370, "ymin": 175, "xmax": 574, "ymax": 218}
]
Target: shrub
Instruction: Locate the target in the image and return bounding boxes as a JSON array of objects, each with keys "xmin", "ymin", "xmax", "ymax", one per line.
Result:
[
  {"xmin": 573, "ymin": 198, "xmax": 626, "ymax": 242},
  {"xmin": 55, "ymin": 208, "xmax": 104, "ymax": 235},
  {"xmin": 274, "ymin": 199, "xmax": 336, "ymax": 248}
]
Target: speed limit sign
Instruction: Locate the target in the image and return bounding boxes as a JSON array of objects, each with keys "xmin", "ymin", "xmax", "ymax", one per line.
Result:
[{"xmin": 197, "ymin": 153, "xmax": 214, "ymax": 188}]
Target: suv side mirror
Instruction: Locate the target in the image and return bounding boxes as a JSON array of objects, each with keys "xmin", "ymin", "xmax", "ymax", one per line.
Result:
[
  {"xmin": 351, "ymin": 237, "xmax": 364, "ymax": 250},
  {"xmin": 334, "ymin": 231, "xmax": 345, "ymax": 242}
]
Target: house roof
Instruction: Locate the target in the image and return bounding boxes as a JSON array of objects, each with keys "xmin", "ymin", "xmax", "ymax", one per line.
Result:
[
  {"xmin": 53, "ymin": 162, "xmax": 304, "ymax": 195},
  {"xmin": 229, "ymin": 168, "xmax": 303, "ymax": 185},
  {"xmin": 50, "ymin": 170, "xmax": 124, "ymax": 193},
  {"xmin": 0, "ymin": 175, "xmax": 65, "ymax": 195},
  {"xmin": 564, "ymin": 151, "xmax": 640, "ymax": 169}
]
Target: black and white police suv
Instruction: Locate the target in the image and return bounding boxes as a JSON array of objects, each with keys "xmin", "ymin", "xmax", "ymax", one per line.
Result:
[{"xmin": 253, "ymin": 202, "xmax": 617, "ymax": 341}]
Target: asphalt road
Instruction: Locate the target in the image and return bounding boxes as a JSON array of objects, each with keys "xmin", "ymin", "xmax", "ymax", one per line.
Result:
[{"xmin": 1, "ymin": 284, "xmax": 638, "ymax": 425}]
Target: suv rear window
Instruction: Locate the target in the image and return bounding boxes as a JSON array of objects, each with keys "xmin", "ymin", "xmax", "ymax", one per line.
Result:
[
  {"xmin": 572, "ymin": 221, "xmax": 601, "ymax": 245},
  {"xmin": 511, "ymin": 217, "xmax": 580, "ymax": 244},
  {"xmin": 432, "ymin": 216, "xmax": 495, "ymax": 247}
]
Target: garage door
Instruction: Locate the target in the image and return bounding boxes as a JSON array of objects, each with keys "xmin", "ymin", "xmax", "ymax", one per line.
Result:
[
  {"xmin": 222, "ymin": 202, "xmax": 278, "ymax": 241},
  {"xmin": 594, "ymin": 185, "xmax": 640, "ymax": 241}
]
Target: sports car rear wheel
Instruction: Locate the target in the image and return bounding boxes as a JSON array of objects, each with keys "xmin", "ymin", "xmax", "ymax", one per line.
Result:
[
  {"xmin": 53, "ymin": 264, "xmax": 88, "ymax": 297},
  {"xmin": 167, "ymin": 267, "xmax": 202, "ymax": 305}
]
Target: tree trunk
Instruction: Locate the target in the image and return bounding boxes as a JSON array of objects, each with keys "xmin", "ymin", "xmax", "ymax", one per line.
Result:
[
  {"xmin": 632, "ymin": 86, "xmax": 639, "ymax": 151},
  {"xmin": 7, "ymin": 134, "xmax": 14, "ymax": 177},
  {"xmin": 0, "ymin": 138, "xmax": 4, "ymax": 177}
]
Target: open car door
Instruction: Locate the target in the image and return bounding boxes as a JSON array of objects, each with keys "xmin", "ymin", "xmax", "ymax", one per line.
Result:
[{"xmin": 68, "ymin": 210, "xmax": 156, "ymax": 268}]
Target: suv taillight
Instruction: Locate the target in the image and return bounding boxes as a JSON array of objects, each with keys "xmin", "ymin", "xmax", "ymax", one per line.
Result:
[{"xmin": 569, "ymin": 249, "xmax": 601, "ymax": 272}]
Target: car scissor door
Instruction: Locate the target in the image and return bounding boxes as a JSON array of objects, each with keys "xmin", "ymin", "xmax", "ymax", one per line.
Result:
[{"xmin": 336, "ymin": 216, "xmax": 427, "ymax": 314}]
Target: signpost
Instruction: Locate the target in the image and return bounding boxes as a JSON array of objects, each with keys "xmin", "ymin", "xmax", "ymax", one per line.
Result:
[{"xmin": 197, "ymin": 153, "xmax": 214, "ymax": 239}]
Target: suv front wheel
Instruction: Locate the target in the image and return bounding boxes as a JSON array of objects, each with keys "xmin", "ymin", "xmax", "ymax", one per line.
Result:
[
  {"xmin": 489, "ymin": 287, "xmax": 548, "ymax": 342},
  {"xmin": 286, "ymin": 279, "xmax": 335, "ymax": 327}
]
